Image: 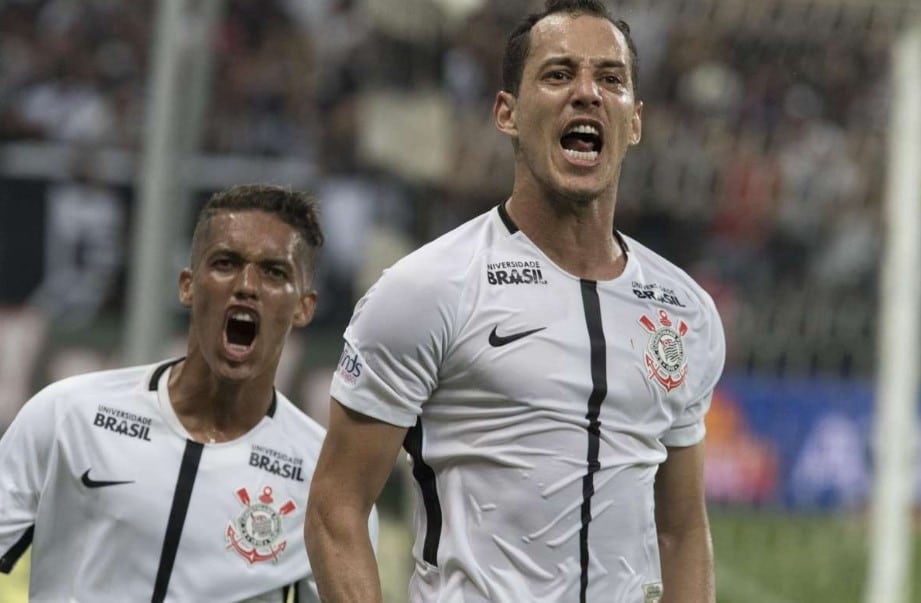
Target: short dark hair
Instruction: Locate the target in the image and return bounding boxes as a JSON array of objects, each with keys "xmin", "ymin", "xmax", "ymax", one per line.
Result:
[
  {"xmin": 190, "ymin": 184, "xmax": 324, "ymax": 280},
  {"xmin": 501, "ymin": 0, "xmax": 639, "ymax": 96}
]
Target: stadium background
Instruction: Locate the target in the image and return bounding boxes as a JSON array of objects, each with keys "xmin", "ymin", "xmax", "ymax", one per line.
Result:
[{"xmin": 1, "ymin": 0, "xmax": 919, "ymax": 601}]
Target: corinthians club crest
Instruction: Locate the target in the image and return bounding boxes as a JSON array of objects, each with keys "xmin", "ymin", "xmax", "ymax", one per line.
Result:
[
  {"xmin": 227, "ymin": 486, "xmax": 296, "ymax": 565},
  {"xmin": 639, "ymin": 309, "xmax": 689, "ymax": 393}
]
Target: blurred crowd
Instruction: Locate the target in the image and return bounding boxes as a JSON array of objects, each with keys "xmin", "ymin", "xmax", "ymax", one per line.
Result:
[{"xmin": 0, "ymin": 0, "xmax": 914, "ymax": 375}]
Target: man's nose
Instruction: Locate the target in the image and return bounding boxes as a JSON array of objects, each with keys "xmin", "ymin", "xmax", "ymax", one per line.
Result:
[
  {"xmin": 571, "ymin": 72, "xmax": 601, "ymax": 107},
  {"xmin": 234, "ymin": 264, "xmax": 259, "ymax": 298}
]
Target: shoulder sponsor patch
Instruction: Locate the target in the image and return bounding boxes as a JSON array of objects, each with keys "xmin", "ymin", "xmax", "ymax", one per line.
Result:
[
  {"xmin": 639, "ymin": 309, "xmax": 689, "ymax": 393},
  {"xmin": 486, "ymin": 259, "xmax": 548, "ymax": 285},
  {"xmin": 93, "ymin": 405, "xmax": 153, "ymax": 441},
  {"xmin": 632, "ymin": 281, "xmax": 686, "ymax": 307},
  {"xmin": 249, "ymin": 445, "xmax": 305, "ymax": 482}
]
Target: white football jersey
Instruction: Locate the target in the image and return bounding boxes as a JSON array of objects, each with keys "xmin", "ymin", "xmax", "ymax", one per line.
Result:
[
  {"xmin": 0, "ymin": 359, "xmax": 371, "ymax": 603},
  {"xmin": 331, "ymin": 204, "xmax": 725, "ymax": 603}
]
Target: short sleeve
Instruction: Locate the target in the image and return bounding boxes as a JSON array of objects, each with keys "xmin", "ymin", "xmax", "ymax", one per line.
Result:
[
  {"xmin": 330, "ymin": 258, "xmax": 458, "ymax": 428},
  {"xmin": 0, "ymin": 387, "xmax": 58, "ymax": 572},
  {"xmin": 661, "ymin": 291, "xmax": 726, "ymax": 448}
]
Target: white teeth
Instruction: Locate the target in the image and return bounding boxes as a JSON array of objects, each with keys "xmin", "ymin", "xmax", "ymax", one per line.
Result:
[
  {"xmin": 563, "ymin": 149, "xmax": 599, "ymax": 161},
  {"xmin": 230, "ymin": 311, "xmax": 255, "ymax": 322},
  {"xmin": 565, "ymin": 124, "xmax": 600, "ymax": 136}
]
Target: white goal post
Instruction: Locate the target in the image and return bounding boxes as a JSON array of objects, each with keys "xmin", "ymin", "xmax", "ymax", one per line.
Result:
[
  {"xmin": 125, "ymin": 0, "xmax": 223, "ymax": 364},
  {"xmin": 866, "ymin": 19, "xmax": 921, "ymax": 603}
]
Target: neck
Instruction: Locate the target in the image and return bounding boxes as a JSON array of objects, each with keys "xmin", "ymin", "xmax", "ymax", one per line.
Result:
[
  {"xmin": 166, "ymin": 356, "xmax": 274, "ymax": 444},
  {"xmin": 505, "ymin": 188, "xmax": 625, "ymax": 281}
]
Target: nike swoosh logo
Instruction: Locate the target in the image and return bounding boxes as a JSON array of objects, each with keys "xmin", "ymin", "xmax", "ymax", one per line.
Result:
[
  {"xmin": 81, "ymin": 469, "xmax": 134, "ymax": 489},
  {"xmin": 489, "ymin": 325, "xmax": 546, "ymax": 347}
]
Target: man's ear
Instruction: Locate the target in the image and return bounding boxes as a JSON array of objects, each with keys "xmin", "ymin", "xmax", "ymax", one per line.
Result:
[
  {"xmin": 178, "ymin": 268, "xmax": 193, "ymax": 308},
  {"xmin": 494, "ymin": 91, "xmax": 518, "ymax": 139},
  {"xmin": 629, "ymin": 100, "xmax": 643, "ymax": 146},
  {"xmin": 293, "ymin": 290, "xmax": 318, "ymax": 328}
]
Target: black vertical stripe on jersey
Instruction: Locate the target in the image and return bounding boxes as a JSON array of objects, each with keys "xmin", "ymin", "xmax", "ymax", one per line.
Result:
[
  {"xmin": 151, "ymin": 440, "xmax": 204, "ymax": 603},
  {"xmin": 403, "ymin": 418, "xmax": 442, "ymax": 565},
  {"xmin": 579, "ymin": 279, "xmax": 607, "ymax": 603},
  {"xmin": 0, "ymin": 525, "xmax": 33, "ymax": 573}
]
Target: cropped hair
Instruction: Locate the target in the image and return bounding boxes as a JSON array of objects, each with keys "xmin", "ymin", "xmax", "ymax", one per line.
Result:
[
  {"xmin": 190, "ymin": 184, "xmax": 324, "ymax": 278},
  {"xmin": 501, "ymin": 0, "xmax": 639, "ymax": 96}
]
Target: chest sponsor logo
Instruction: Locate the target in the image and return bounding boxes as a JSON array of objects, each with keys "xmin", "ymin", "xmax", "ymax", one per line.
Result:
[
  {"xmin": 486, "ymin": 260, "xmax": 547, "ymax": 285},
  {"xmin": 250, "ymin": 445, "xmax": 305, "ymax": 482},
  {"xmin": 227, "ymin": 486, "xmax": 296, "ymax": 565},
  {"xmin": 336, "ymin": 344, "xmax": 362, "ymax": 385},
  {"xmin": 93, "ymin": 405, "xmax": 152, "ymax": 441},
  {"xmin": 632, "ymin": 281, "xmax": 686, "ymax": 307},
  {"xmin": 639, "ymin": 310, "xmax": 689, "ymax": 393}
]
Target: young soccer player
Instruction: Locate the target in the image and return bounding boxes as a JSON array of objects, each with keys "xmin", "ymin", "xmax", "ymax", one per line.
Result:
[{"xmin": 0, "ymin": 184, "xmax": 376, "ymax": 602}]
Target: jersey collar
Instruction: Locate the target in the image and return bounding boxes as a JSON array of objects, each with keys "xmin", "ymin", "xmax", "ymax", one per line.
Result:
[
  {"xmin": 496, "ymin": 202, "xmax": 631, "ymax": 255},
  {"xmin": 147, "ymin": 358, "xmax": 278, "ymax": 418}
]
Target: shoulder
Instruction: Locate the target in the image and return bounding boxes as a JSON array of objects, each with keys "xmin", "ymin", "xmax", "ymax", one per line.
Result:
[
  {"xmin": 270, "ymin": 392, "xmax": 327, "ymax": 453},
  {"xmin": 30, "ymin": 363, "xmax": 154, "ymax": 407},
  {"xmin": 11, "ymin": 363, "xmax": 158, "ymax": 436},
  {"xmin": 622, "ymin": 233, "xmax": 721, "ymax": 319},
  {"xmin": 350, "ymin": 209, "xmax": 508, "ymax": 331},
  {"xmin": 375, "ymin": 209, "xmax": 503, "ymax": 294}
]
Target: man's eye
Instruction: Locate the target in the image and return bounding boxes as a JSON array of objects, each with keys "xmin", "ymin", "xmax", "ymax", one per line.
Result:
[
  {"xmin": 265, "ymin": 266, "xmax": 288, "ymax": 280},
  {"xmin": 546, "ymin": 71, "xmax": 569, "ymax": 81},
  {"xmin": 213, "ymin": 258, "xmax": 233, "ymax": 269}
]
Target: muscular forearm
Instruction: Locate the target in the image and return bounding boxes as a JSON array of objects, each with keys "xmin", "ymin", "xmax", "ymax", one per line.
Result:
[
  {"xmin": 658, "ymin": 525, "xmax": 715, "ymax": 603},
  {"xmin": 306, "ymin": 508, "xmax": 382, "ymax": 603}
]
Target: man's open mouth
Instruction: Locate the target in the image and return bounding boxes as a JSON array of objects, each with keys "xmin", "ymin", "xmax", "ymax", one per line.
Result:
[
  {"xmin": 560, "ymin": 123, "xmax": 603, "ymax": 161},
  {"xmin": 225, "ymin": 309, "xmax": 259, "ymax": 349}
]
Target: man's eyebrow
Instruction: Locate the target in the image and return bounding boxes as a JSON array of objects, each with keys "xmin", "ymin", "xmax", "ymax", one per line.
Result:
[
  {"xmin": 537, "ymin": 55, "xmax": 579, "ymax": 70},
  {"xmin": 592, "ymin": 59, "xmax": 628, "ymax": 70},
  {"xmin": 260, "ymin": 257, "xmax": 296, "ymax": 269},
  {"xmin": 537, "ymin": 56, "xmax": 628, "ymax": 70},
  {"xmin": 208, "ymin": 247, "xmax": 241, "ymax": 259}
]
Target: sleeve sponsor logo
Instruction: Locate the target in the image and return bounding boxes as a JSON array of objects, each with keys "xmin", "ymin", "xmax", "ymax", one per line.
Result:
[
  {"xmin": 337, "ymin": 343, "xmax": 363, "ymax": 385},
  {"xmin": 486, "ymin": 259, "xmax": 548, "ymax": 285},
  {"xmin": 93, "ymin": 405, "xmax": 153, "ymax": 441}
]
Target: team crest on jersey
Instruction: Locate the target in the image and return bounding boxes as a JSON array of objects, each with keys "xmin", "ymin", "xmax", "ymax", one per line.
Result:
[
  {"xmin": 226, "ymin": 486, "xmax": 296, "ymax": 565},
  {"xmin": 639, "ymin": 310, "xmax": 689, "ymax": 393}
]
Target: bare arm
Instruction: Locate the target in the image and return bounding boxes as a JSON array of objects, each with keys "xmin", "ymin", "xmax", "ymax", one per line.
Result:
[
  {"xmin": 305, "ymin": 398, "xmax": 409, "ymax": 603},
  {"xmin": 654, "ymin": 442, "xmax": 715, "ymax": 603}
]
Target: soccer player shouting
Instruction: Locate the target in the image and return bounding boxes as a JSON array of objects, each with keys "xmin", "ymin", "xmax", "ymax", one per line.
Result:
[
  {"xmin": 0, "ymin": 185, "xmax": 373, "ymax": 602},
  {"xmin": 306, "ymin": 2, "xmax": 724, "ymax": 602}
]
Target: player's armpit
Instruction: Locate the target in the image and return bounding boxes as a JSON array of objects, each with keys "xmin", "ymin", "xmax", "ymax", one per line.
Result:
[{"xmin": 305, "ymin": 398, "xmax": 408, "ymax": 603}]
